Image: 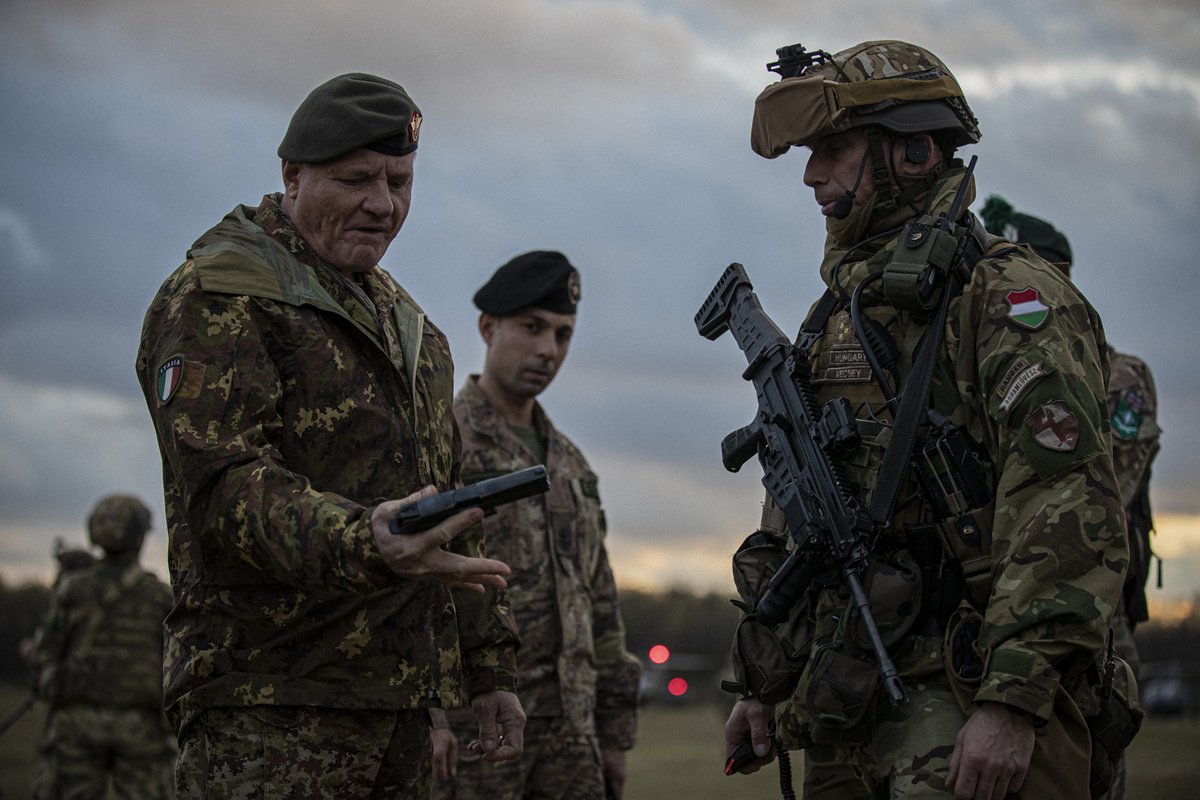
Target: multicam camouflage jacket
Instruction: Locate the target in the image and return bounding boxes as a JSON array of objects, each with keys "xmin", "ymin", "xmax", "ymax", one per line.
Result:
[
  {"xmin": 34, "ymin": 551, "xmax": 173, "ymax": 710},
  {"xmin": 756, "ymin": 165, "xmax": 1126, "ymax": 728},
  {"xmin": 136, "ymin": 195, "xmax": 518, "ymax": 732},
  {"xmin": 1108, "ymin": 349, "xmax": 1161, "ymax": 626},
  {"xmin": 452, "ymin": 376, "xmax": 641, "ymax": 749}
]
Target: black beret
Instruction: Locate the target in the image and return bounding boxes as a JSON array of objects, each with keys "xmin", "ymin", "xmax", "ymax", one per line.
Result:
[
  {"xmin": 473, "ymin": 251, "xmax": 581, "ymax": 316},
  {"xmin": 278, "ymin": 73, "xmax": 423, "ymax": 163},
  {"xmin": 980, "ymin": 195, "xmax": 1073, "ymax": 268}
]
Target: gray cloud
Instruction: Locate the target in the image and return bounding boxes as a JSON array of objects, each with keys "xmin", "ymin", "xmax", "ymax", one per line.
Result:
[{"xmin": 1, "ymin": 0, "xmax": 1198, "ymax": 588}]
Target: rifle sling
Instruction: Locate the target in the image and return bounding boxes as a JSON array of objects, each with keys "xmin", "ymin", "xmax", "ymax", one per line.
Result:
[
  {"xmin": 867, "ymin": 280, "xmax": 955, "ymax": 528},
  {"xmin": 868, "ymin": 217, "xmax": 988, "ymax": 528}
]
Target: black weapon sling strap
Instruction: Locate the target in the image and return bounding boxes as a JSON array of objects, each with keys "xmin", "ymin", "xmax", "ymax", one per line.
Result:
[{"xmin": 797, "ymin": 215, "xmax": 1006, "ymax": 530}]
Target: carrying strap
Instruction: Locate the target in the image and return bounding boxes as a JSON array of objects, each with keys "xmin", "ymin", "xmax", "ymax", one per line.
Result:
[
  {"xmin": 797, "ymin": 215, "xmax": 995, "ymax": 530},
  {"xmin": 867, "ymin": 215, "xmax": 990, "ymax": 528}
]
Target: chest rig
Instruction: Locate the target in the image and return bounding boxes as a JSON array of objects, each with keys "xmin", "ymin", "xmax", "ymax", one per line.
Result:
[{"xmin": 801, "ymin": 161, "xmax": 1001, "ymax": 617}]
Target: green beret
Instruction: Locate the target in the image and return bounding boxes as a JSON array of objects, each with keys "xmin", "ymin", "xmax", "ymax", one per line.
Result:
[
  {"xmin": 474, "ymin": 251, "xmax": 581, "ymax": 316},
  {"xmin": 980, "ymin": 195, "xmax": 1073, "ymax": 268},
  {"xmin": 278, "ymin": 73, "xmax": 423, "ymax": 163}
]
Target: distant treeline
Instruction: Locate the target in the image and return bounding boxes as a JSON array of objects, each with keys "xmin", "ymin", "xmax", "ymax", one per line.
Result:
[{"xmin": 1, "ymin": 576, "xmax": 1196, "ymax": 689}]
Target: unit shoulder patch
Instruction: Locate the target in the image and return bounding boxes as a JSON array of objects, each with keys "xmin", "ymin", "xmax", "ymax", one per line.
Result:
[
  {"xmin": 1025, "ymin": 401, "xmax": 1079, "ymax": 452},
  {"xmin": 1111, "ymin": 389, "xmax": 1146, "ymax": 440}
]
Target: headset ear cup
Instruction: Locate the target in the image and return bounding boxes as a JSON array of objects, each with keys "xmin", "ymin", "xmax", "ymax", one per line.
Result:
[{"xmin": 905, "ymin": 138, "xmax": 929, "ymax": 164}]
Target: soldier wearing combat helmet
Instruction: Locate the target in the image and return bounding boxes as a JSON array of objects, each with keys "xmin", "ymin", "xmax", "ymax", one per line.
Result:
[
  {"xmin": 720, "ymin": 41, "xmax": 1128, "ymax": 799},
  {"xmin": 136, "ymin": 72, "xmax": 523, "ymax": 797},
  {"xmin": 31, "ymin": 495, "xmax": 175, "ymax": 799}
]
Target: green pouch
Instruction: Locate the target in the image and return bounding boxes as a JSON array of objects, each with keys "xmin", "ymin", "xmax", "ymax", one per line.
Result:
[
  {"xmin": 727, "ymin": 532, "xmax": 812, "ymax": 704},
  {"xmin": 804, "ymin": 643, "xmax": 881, "ymax": 747}
]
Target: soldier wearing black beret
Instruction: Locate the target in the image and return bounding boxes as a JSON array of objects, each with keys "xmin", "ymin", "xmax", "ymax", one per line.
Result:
[
  {"xmin": 473, "ymin": 250, "xmax": 582, "ymax": 316},
  {"xmin": 431, "ymin": 254, "xmax": 642, "ymax": 800},
  {"xmin": 137, "ymin": 72, "xmax": 526, "ymax": 798}
]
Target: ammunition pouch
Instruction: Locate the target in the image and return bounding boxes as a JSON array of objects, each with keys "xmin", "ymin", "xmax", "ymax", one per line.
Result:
[
  {"xmin": 801, "ymin": 644, "xmax": 881, "ymax": 747},
  {"xmin": 725, "ymin": 531, "xmax": 812, "ymax": 705},
  {"xmin": 850, "ymin": 548, "xmax": 923, "ymax": 651}
]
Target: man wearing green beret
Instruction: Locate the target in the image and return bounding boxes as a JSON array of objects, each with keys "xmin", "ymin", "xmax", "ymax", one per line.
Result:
[
  {"xmin": 430, "ymin": 252, "xmax": 642, "ymax": 800},
  {"xmin": 136, "ymin": 73, "xmax": 525, "ymax": 798}
]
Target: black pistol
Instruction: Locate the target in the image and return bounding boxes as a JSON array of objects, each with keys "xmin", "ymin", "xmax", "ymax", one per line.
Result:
[{"xmin": 388, "ymin": 466, "xmax": 550, "ymax": 535}]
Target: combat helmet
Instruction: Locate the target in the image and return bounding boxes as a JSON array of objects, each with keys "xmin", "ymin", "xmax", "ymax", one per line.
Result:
[
  {"xmin": 751, "ymin": 40, "xmax": 980, "ymax": 159},
  {"xmin": 87, "ymin": 495, "xmax": 151, "ymax": 554}
]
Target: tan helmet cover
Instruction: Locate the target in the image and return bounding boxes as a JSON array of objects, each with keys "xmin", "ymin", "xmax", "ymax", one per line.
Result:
[{"xmin": 751, "ymin": 40, "xmax": 979, "ymax": 158}]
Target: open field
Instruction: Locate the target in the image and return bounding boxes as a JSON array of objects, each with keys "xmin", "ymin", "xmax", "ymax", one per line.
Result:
[{"xmin": 3, "ymin": 686, "xmax": 1198, "ymax": 799}]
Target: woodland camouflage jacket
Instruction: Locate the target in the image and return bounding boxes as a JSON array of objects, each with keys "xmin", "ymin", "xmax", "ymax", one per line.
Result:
[{"xmin": 136, "ymin": 195, "xmax": 518, "ymax": 731}]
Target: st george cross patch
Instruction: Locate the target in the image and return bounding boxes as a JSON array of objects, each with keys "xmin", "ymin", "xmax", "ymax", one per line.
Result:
[
  {"xmin": 1025, "ymin": 401, "xmax": 1079, "ymax": 452},
  {"xmin": 155, "ymin": 355, "xmax": 203, "ymax": 405},
  {"xmin": 1005, "ymin": 287, "xmax": 1049, "ymax": 330}
]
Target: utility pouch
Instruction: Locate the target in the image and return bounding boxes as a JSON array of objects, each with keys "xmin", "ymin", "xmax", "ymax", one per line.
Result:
[
  {"xmin": 730, "ymin": 616, "xmax": 810, "ymax": 705},
  {"xmin": 849, "ymin": 548, "xmax": 923, "ymax": 651},
  {"xmin": 942, "ymin": 601, "xmax": 988, "ymax": 715},
  {"xmin": 1085, "ymin": 641, "xmax": 1144, "ymax": 799},
  {"xmin": 883, "ymin": 215, "xmax": 961, "ymax": 312},
  {"xmin": 803, "ymin": 643, "xmax": 881, "ymax": 746},
  {"xmin": 726, "ymin": 531, "xmax": 813, "ymax": 704}
]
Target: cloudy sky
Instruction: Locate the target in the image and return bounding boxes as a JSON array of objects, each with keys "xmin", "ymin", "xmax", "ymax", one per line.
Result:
[{"xmin": 2, "ymin": 0, "xmax": 1199, "ymax": 606}]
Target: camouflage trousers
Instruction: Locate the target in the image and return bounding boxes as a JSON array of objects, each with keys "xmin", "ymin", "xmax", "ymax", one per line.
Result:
[
  {"xmin": 801, "ymin": 679, "xmax": 1091, "ymax": 799},
  {"xmin": 175, "ymin": 706, "xmax": 431, "ymax": 799},
  {"xmin": 431, "ymin": 715, "xmax": 605, "ymax": 800},
  {"xmin": 34, "ymin": 704, "xmax": 175, "ymax": 800}
]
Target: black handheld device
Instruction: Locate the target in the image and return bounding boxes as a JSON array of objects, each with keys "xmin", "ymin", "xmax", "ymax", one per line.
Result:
[
  {"xmin": 388, "ymin": 465, "xmax": 550, "ymax": 535},
  {"xmin": 724, "ymin": 737, "xmax": 758, "ymax": 776}
]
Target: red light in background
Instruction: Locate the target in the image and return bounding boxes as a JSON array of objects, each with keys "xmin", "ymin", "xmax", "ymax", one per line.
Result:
[
  {"xmin": 667, "ymin": 677, "xmax": 688, "ymax": 696},
  {"xmin": 648, "ymin": 644, "xmax": 670, "ymax": 664}
]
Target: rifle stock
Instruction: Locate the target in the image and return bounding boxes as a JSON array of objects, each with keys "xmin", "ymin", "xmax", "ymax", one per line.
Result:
[{"xmin": 697, "ymin": 262, "xmax": 907, "ymax": 705}]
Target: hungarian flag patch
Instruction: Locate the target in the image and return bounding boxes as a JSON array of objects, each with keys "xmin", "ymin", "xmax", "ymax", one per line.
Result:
[{"xmin": 1005, "ymin": 287, "xmax": 1049, "ymax": 330}]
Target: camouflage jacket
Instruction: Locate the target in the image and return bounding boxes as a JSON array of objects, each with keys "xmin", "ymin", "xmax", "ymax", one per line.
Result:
[
  {"xmin": 136, "ymin": 195, "xmax": 518, "ymax": 731},
  {"xmin": 451, "ymin": 376, "xmax": 640, "ymax": 749},
  {"xmin": 1108, "ymin": 348, "xmax": 1161, "ymax": 625},
  {"xmin": 763, "ymin": 166, "xmax": 1126, "ymax": 725},
  {"xmin": 34, "ymin": 552, "xmax": 173, "ymax": 710}
]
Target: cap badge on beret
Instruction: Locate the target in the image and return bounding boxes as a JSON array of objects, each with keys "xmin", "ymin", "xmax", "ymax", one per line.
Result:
[
  {"xmin": 568, "ymin": 270, "xmax": 581, "ymax": 305},
  {"xmin": 409, "ymin": 111, "xmax": 423, "ymax": 146}
]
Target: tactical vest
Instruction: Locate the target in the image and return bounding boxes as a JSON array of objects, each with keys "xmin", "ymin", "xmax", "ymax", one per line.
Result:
[{"xmin": 49, "ymin": 561, "xmax": 169, "ymax": 710}]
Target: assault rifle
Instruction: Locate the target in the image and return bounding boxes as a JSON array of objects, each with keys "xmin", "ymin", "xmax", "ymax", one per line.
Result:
[
  {"xmin": 696, "ymin": 264, "xmax": 906, "ymax": 705},
  {"xmin": 388, "ymin": 465, "xmax": 550, "ymax": 535}
]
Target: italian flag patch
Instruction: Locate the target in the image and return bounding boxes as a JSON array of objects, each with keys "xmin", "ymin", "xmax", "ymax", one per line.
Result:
[
  {"xmin": 156, "ymin": 355, "xmax": 184, "ymax": 404},
  {"xmin": 1005, "ymin": 287, "xmax": 1049, "ymax": 330}
]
